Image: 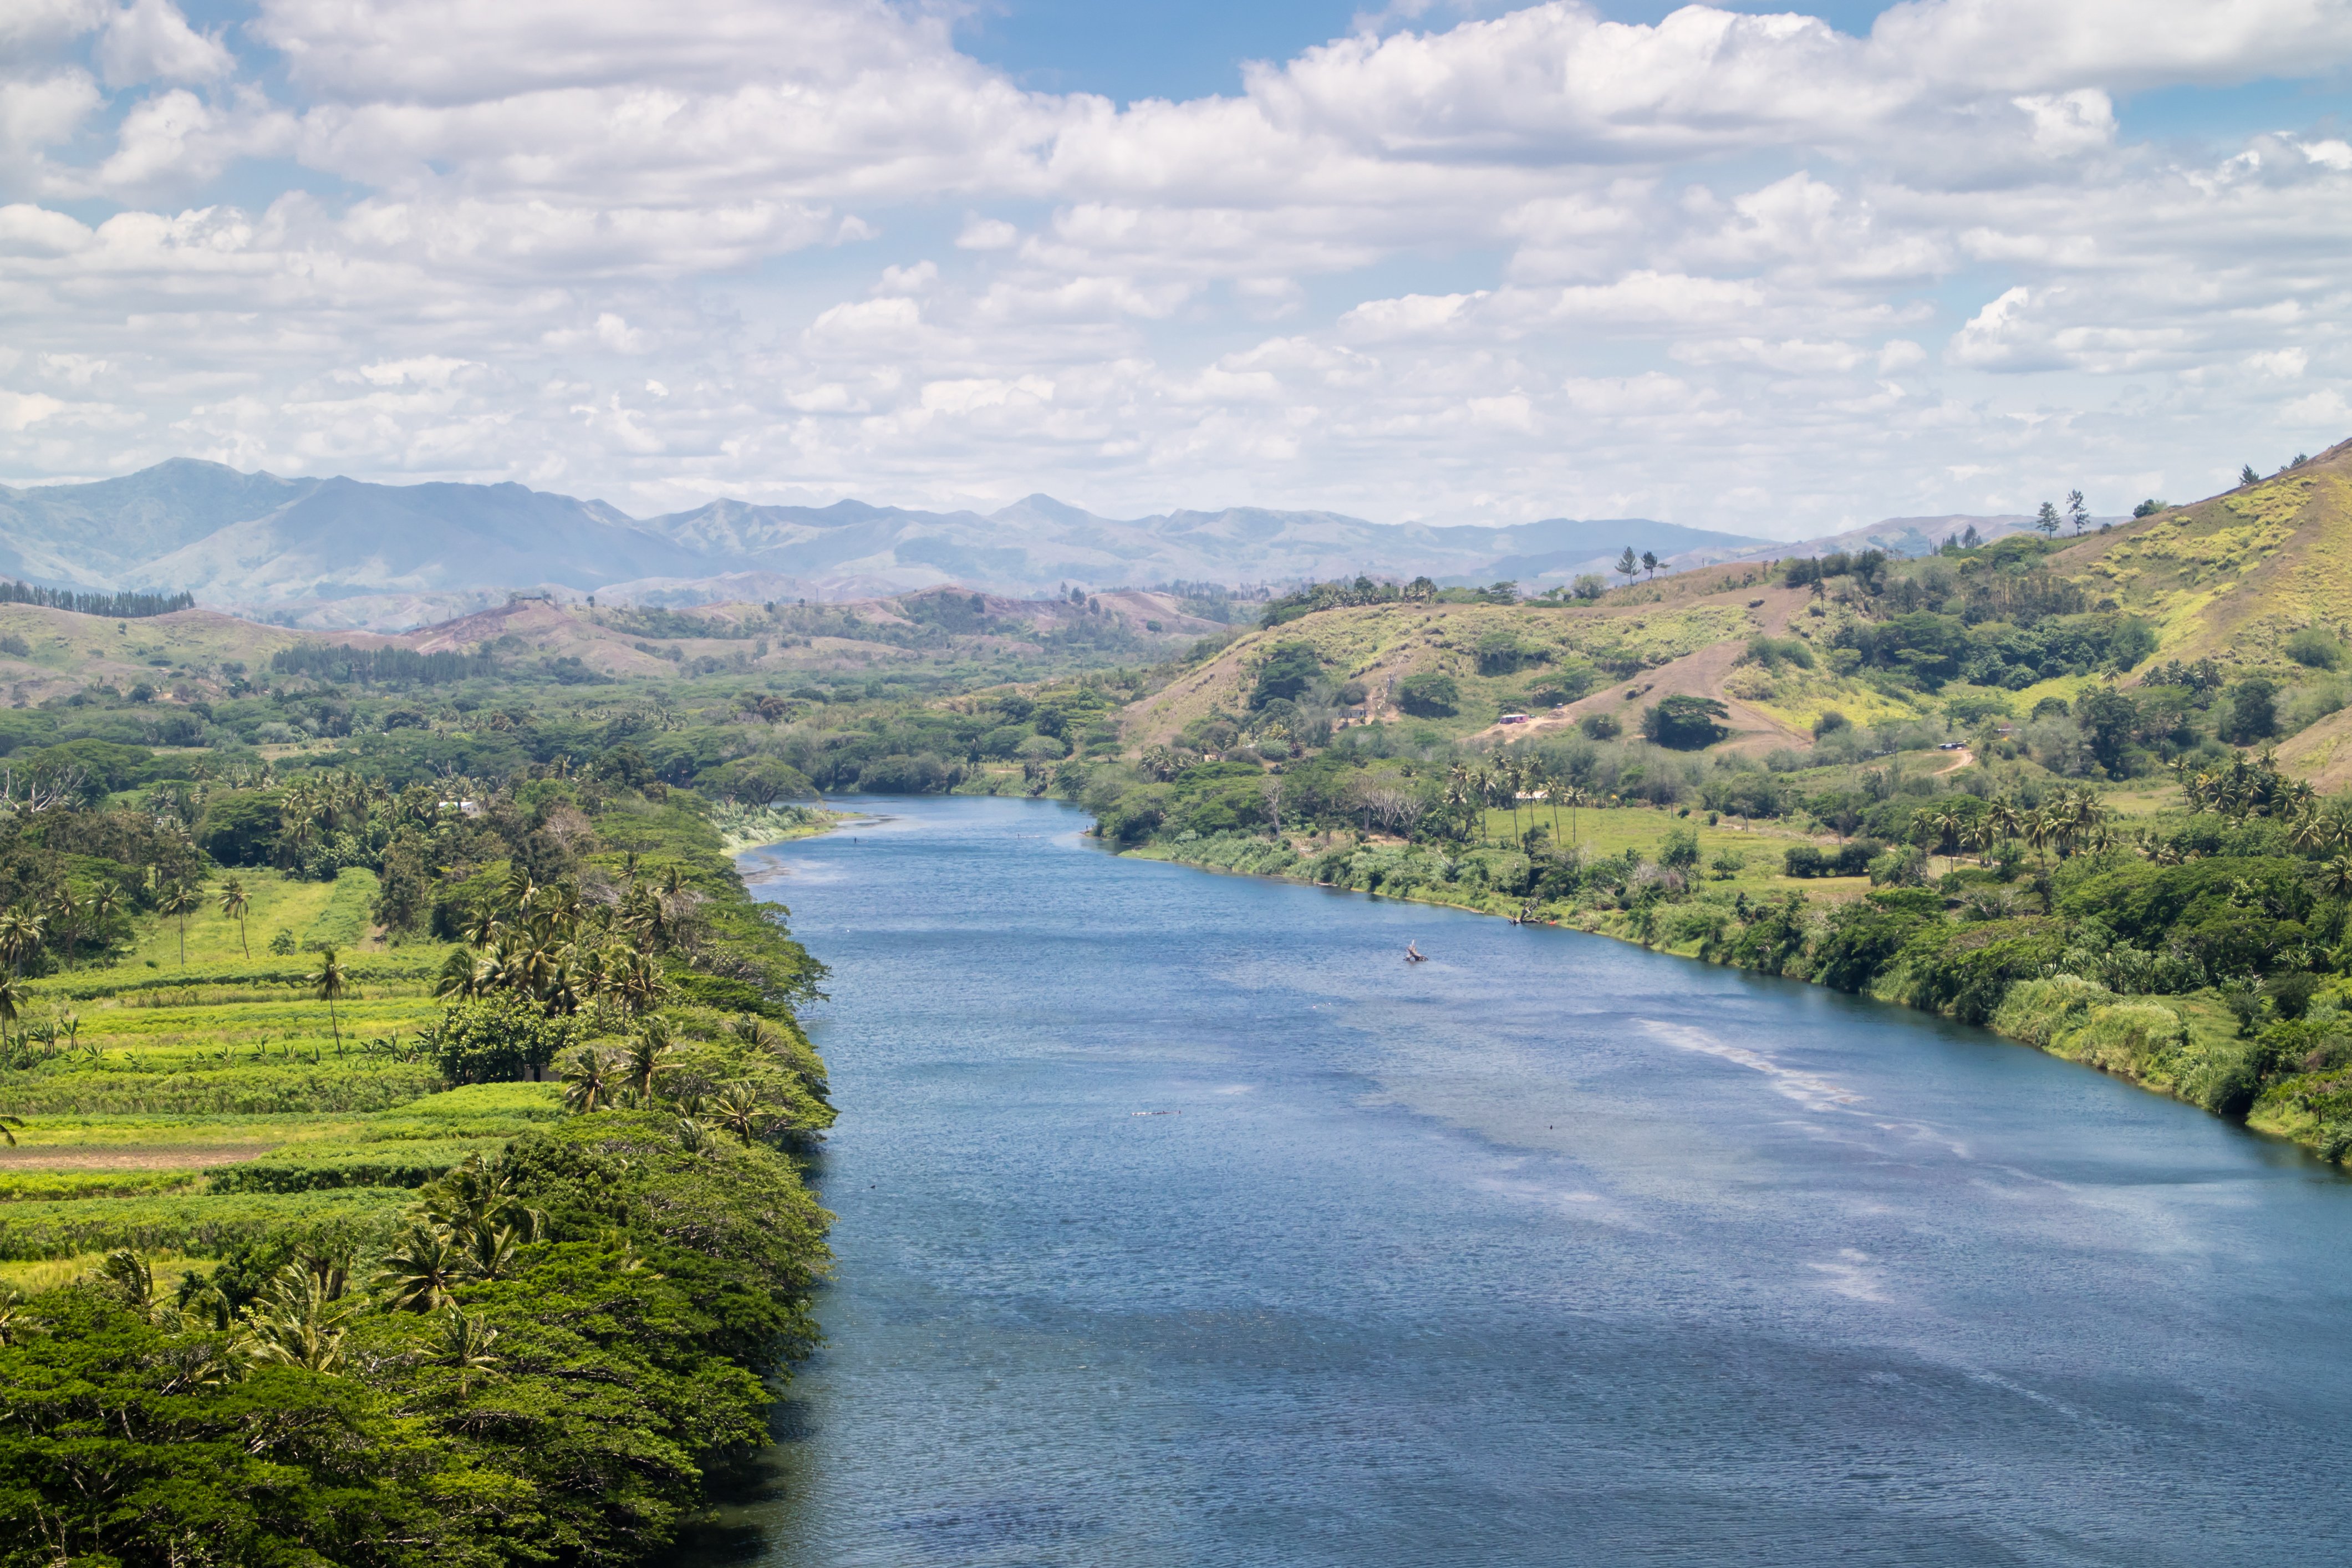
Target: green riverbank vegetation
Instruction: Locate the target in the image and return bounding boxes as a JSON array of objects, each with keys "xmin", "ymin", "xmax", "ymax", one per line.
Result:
[{"xmin": 0, "ymin": 691, "xmax": 834, "ymax": 1561}]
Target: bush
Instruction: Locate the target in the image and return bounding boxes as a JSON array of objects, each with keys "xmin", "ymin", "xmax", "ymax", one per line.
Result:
[
  {"xmin": 1992, "ymin": 975, "xmax": 2116, "ymax": 1048},
  {"xmin": 1579, "ymin": 711, "xmax": 1621, "ymax": 740},
  {"xmin": 1250, "ymin": 642, "xmax": 1322, "ymax": 709},
  {"xmin": 196, "ymin": 790, "xmax": 283, "ymax": 866},
  {"xmin": 2069, "ymin": 1002, "xmax": 2187, "ymax": 1074},
  {"xmin": 2286, "ymin": 628, "xmax": 2344, "ymax": 670},
  {"xmin": 1896, "ymin": 917, "xmax": 2066, "ymax": 1025},
  {"xmin": 2221, "ymin": 678, "xmax": 2278, "ymax": 744},
  {"xmin": 425, "ymin": 995, "xmax": 576, "ymax": 1085},
  {"xmin": 1641, "ymin": 695, "xmax": 1729, "ymax": 750},
  {"xmin": 1658, "ymin": 827, "xmax": 1699, "ymax": 869},
  {"xmin": 207, "ymin": 1139, "xmax": 500, "ymax": 1193},
  {"xmin": 1396, "ymin": 673, "xmax": 1459, "ymax": 717},
  {"xmin": 1813, "ymin": 899, "xmax": 1934, "ymax": 993}
]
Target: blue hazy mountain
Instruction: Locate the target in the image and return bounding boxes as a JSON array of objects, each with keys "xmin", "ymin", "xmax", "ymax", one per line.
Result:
[{"xmin": 0, "ymin": 461, "xmax": 1807, "ymax": 624}]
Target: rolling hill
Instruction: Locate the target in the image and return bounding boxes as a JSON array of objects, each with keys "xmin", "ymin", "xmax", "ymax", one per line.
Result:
[
  {"xmin": 1122, "ymin": 437, "xmax": 2352, "ymax": 778},
  {"xmin": 0, "ymin": 460, "xmax": 2041, "ymax": 631}
]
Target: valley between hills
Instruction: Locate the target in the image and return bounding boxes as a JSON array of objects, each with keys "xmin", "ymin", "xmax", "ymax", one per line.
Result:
[{"xmin": 2, "ymin": 438, "xmax": 2351, "ymax": 1559}]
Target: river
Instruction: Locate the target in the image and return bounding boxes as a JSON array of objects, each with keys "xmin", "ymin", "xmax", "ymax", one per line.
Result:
[{"xmin": 698, "ymin": 794, "xmax": 2352, "ymax": 1566}]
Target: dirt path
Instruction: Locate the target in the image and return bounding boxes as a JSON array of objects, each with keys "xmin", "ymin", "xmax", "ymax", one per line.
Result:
[{"xmin": 0, "ymin": 1145, "xmax": 269, "ymax": 1171}]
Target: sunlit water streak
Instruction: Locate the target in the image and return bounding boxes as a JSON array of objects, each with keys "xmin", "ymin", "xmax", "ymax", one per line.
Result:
[{"xmin": 693, "ymin": 796, "xmax": 2352, "ymax": 1567}]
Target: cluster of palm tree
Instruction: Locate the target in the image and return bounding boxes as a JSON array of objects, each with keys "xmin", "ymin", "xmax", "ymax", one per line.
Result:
[
  {"xmin": 86, "ymin": 1159, "xmax": 539, "ymax": 1384},
  {"xmin": 0, "ymin": 1012, "xmax": 82, "ymax": 1069},
  {"xmin": 434, "ymin": 867, "xmax": 673, "ymax": 1018},
  {"xmin": 1137, "ymin": 744, "xmax": 1199, "ymax": 781},
  {"xmin": 558, "ymin": 1016, "xmax": 782, "ymax": 1146},
  {"xmin": 1913, "ymin": 789, "xmax": 2115, "ymax": 875},
  {"xmin": 374, "ymin": 1158, "xmax": 546, "ymax": 1316},
  {"xmin": 2172, "ymin": 751, "xmax": 2312, "ymax": 821},
  {"xmin": 0, "ymin": 879, "xmax": 130, "ymax": 986},
  {"xmin": 1444, "ymin": 757, "xmax": 1589, "ymax": 850}
]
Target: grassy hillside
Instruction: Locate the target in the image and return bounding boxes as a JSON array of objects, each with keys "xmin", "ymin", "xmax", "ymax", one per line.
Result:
[{"xmin": 2052, "ymin": 437, "xmax": 2352, "ymax": 673}]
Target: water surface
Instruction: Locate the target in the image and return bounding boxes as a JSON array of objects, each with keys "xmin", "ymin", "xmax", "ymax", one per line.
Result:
[{"xmin": 704, "ymin": 796, "xmax": 2352, "ymax": 1566}]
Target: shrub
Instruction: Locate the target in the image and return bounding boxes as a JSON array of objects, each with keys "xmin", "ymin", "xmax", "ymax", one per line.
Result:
[
  {"xmin": 1250, "ymin": 642, "xmax": 1322, "ymax": 709},
  {"xmin": 2069, "ymin": 1002, "xmax": 2187, "ymax": 1074},
  {"xmin": 2286, "ymin": 628, "xmax": 2344, "ymax": 670},
  {"xmin": 425, "ymin": 995, "xmax": 576, "ymax": 1085},
  {"xmin": 1641, "ymin": 695, "xmax": 1729, "ymax": 750},
  {"xmin": 1992, "ymin": 975, "xmax": 2116, "ymax": 1048},
  {"xmin": 1396, "ymin": 673, "xmax": 1459, "ymax": 717},
  {"xmin": 1813, "ymin": 899, "xmax": 1934, "ymax": 993},
  {"xmin": 1579, "ymin": 711, "xmax": 1621, "ymax": 740},
  {"xmin": 2221, "ymin": 678, "xmax": 2278, "ymax": 744},
  {"xmin": 208, "ymin": 1139, "xmax": 501, "ymax": 1193},
  {"xmin": 1896, "ymin": 917, "xmax": 2065, "ymax": 1025},
  {"xmin": 1743, "ymin": 635, "xmax": 1814, "ymax": 672}
]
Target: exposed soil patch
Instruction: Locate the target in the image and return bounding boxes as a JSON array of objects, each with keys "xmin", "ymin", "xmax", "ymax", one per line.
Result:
[{"xmin": 0, "ymin": 1145, "xmax": 269, "ymax": 1172}]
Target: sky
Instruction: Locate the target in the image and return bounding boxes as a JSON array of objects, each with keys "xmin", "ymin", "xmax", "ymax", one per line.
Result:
[{"xmin": 2, "ymin": 0, "xmax": 2350, "ymax": 539}]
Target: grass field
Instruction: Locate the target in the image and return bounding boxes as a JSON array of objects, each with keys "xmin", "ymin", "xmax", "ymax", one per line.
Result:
[{"xmin": 0, "ymin": 873, "xmax": 552, "ymax": 1278}]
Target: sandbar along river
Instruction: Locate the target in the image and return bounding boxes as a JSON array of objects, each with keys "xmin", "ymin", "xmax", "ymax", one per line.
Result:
[{"xmin": 693, "ymin": 795, "xmax": 2352, "ymax": 1567}]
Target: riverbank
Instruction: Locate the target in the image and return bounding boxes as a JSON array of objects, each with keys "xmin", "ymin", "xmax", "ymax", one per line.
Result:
[
  {"xmin": 714, "ymin": 801, "xmax": 850, "ymax": 852},
  {"xmin": 1123, "ymin": 826, "xmax": 2346, "ymax": 1168}
]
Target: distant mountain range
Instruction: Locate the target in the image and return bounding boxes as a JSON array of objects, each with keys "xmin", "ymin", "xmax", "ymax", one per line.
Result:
[{"xmin": 0, "ymin": 461, "xmax": 2030, "ymax": 631}]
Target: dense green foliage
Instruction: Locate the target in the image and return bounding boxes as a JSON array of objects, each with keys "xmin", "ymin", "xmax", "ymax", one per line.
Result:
[{"xmin": 0, "ymin": 1120, "xmax": 826, "ymax": 1567}]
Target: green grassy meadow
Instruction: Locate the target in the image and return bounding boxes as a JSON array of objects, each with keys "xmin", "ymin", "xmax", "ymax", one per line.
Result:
[{"xmin": 0, "ymin": 874, "xmax": 535, "ymax": 1276}]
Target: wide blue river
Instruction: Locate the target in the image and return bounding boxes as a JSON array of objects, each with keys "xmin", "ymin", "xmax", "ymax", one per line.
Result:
[{"xmin": 699, "ymin": 795, "xmax": 2352, "ymax": 1566}]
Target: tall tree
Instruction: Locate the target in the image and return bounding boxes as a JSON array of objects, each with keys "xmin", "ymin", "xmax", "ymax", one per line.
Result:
[
  {"xmin": 310, "ymin": 946, "xmax": 349, "ymax": 1048},
  {"xmin": 2066, "ymin": 490, "xmax": 2088, "ymax": 534},
  {"xmin": 217, "ymin": 877, "xmax": 251, "ymax": 959},
  {"xmin": 158, "ymin": 882, "xmax": 198, "ymax": 967},
  {"xmin": 1615, "ymin": 547, "xmax": 1640, "ymax": 585},
  {"xmin": 2035, "ymin": 501, "xmax": 2060, "ymax": 536}
]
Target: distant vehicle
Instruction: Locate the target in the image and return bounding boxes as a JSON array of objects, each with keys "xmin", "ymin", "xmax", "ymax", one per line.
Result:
[
  {"xmin": 1498, "ymin": 712, "xmax": 1530, "ymax": 724},
  {"xmin": 1938, "ymin": 741, "xmax": 1963, "ymax": 750}
]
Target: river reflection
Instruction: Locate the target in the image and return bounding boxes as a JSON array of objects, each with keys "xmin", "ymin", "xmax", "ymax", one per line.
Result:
[{"xmin": 693, "ymin": 795, "xmax": 2352, "ymax": 1567}]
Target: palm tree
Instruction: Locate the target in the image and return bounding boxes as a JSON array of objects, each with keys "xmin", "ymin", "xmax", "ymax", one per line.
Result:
[
  {"xmin": 88, "ymin": 883, "xmax": 121, "ymax": 958},
  {"xmin": 157, "ymin": 882, "xmax": 197, "ymax": 967},
  {"xmin": 461, "ymin": 1221, "xmax": 522, "ymax": 1281},
  {"xmin": 623, "ymin": 1020, "xmax": 676, "ymax": 1102},
  {"xmin": 374, "ymin": 1224, "xmax": 466, "ymax": 1313},
  {"xmin": 217, "ymin": 877, "xmax": 251, "ymax": 958},
  {"xmin": 440, "ymin": 1307, "xmax": 502, "ymax": 1397},
  {"xmin": 0, "ymin": 907, "xmax": 40, "ymax": 978},
  {"xmin": 237, "ymin": 1266, "xmax": 350, "ymax": 1373},
  {"xmin": 435, "ymin": 948, "xmax": 487, "ymax": 1000},
  {"xmin": 561, "ymin": 1046, "xmax": 625, "ymax": 1112},
  {"xmin": 2324, "ymin": 855, "xmax": 2352, "ymax": 901},
  {"xmin": 47, "ymin": 888, "xmax": 78, "ymax": 969},
  {"xmin": 2022, "ymin": 807, "xmax": 2054, "ymax": 874},
  {"xmin": 0, "ymin": 1113, "xmax": 23, "ymax": 1147},
  {"xmin": 0, "ymin": 974, "xmax": 25, "ymax": 1032},
  {"xmin": 310, "ymin": 945, "xmax": 349, "ymax": 1048},
  {"xmin": 711, "ymin": 1081, "xmax": 772, "ymax": 1144}
]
